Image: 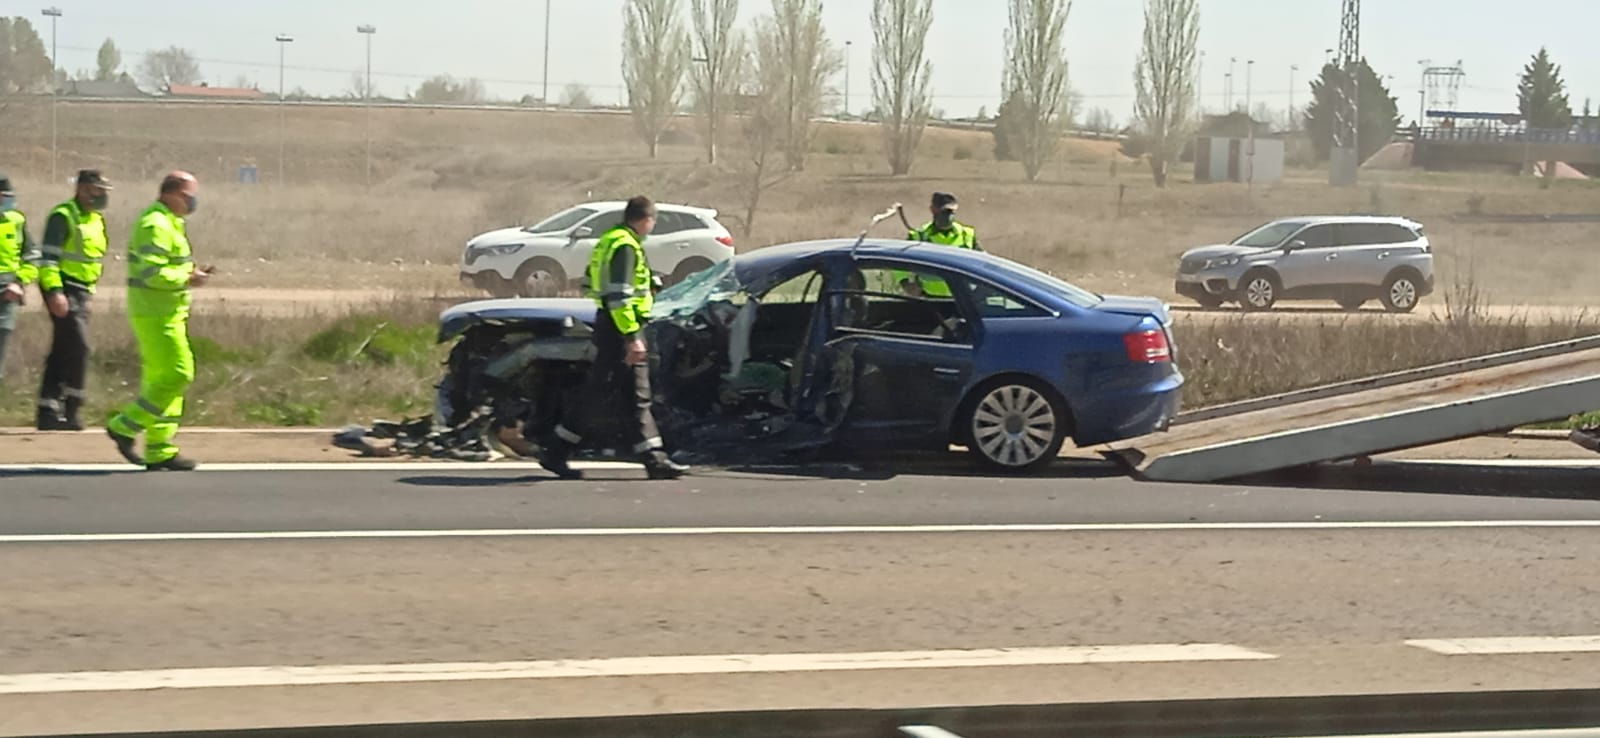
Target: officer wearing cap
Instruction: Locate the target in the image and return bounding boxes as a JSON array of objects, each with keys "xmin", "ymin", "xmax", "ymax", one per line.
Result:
[
  {"xmin": 900, "ymin": 192, "xmax": 981, "ymax": 298},
  {"xmin": 35, "ymin": 169, "xmax": 112, "ymax": 431},
  {"xmin": 0, "ymin": 173, "xmax": 42, "ymax": 381}
]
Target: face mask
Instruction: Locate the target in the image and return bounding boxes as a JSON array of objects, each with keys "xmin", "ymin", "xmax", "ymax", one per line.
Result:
[
  {"xmin": 90, "ymin": 193, "xmax": 110, "ymax": 211},
  {"xmin": 934, "ymin": 211, "xmax": 954, "ymax": 229},
  {"xmin": 0, "ymin": 195, "xmax": 15, "ymax": 212},
  {"xmin": 184, "ymin": 194, "xmax": 199, "ymax": 214}
]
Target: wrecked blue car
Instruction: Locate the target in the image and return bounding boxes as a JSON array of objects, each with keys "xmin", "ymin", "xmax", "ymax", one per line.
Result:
[{"xmin": 405, "ymin": 238, "xmax": 1182, "ymax": 473}]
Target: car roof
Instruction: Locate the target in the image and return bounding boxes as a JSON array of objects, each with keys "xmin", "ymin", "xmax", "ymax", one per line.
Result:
[
  {"xmin": 1271, "ymin": 215, "xmax": 1424, "ymax": 227},
  {"xmin": 733, "ymin": 238, "xmax": 1049, "ymax": 287},
  {"xmin": 571, "ymin": 201, "xmax": 720, "ymax": 219}
]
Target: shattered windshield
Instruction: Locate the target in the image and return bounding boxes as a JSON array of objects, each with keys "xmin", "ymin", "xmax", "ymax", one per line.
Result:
[{"xmin": 653, "ymin": 259, "xmax": 741, "ymax": 318}]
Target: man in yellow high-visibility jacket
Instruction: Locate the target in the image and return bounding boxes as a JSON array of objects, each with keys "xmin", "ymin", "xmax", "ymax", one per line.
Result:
[
  {"xmin": 107, "ymin": 172, "xmax": 213, "ymax": 471},
  {"xmin": 0, "ymin": 173, "xmax": 42, "ymax": 382},
  {"xmin": 540, "ymin": 195, "xmax": 688, "ymax": 481},
  {"xmin": 898, "ymin": 192, "xmax": 981, "ymax": 298},
  {"xmin": 36, "ymin": 169, "xmax": 113, "ymax": 430}
]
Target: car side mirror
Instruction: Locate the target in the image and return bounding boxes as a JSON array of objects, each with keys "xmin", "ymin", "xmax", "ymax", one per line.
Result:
[
  {"xmin": 571, "ymin": 226, "xmax": 593, "ymax": 241},
  {"xmin": 1285, "ymin": 239, "xmax": 1306, "ymax": 252}
]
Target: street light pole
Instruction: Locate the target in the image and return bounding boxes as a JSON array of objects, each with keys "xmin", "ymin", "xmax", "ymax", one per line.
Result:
[
  {"xmin": 542, "ymin": 0, "xmax": 551, "ymax": 103},
  {"xmin": 358, "ymin": 25, "xmax": 377, "ymax": 188},
  {"xmin": 1289, "ymin": 65, "xmax": 1299, "ymax": 131},
  {"xmin": 42, "ymin": 7, "xmax": 62, "ymax": 183},
  {"xmin": 844, "ymin": 40, "xmax": 857, "ymax": 116},
  {"xmin": 275, "ymin": 34, "xmax": 294, "ymax": 186},
  {"xmin": 1245, "ymin": 59, "xmax": 1254, "ymax": 113}
]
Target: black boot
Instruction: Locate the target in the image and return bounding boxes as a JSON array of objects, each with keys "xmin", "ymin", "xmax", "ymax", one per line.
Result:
[
  {"xmin": 36, "ymin": 405, "xmax": 72, "ymax": 432},
  {"xmin": 644, "ymin": 451, "xmax": 690, "ymax": 480},
  {"xmin": 538, "ymin": 431, "xmax": 583, "ymax": 481},
  {"xmin": 147, "ymin": 455, "xmax": 199, "ymax": 472},
  {"xmin": 61, "ymin": 396, "xmax": 86, "ymax": 431}
]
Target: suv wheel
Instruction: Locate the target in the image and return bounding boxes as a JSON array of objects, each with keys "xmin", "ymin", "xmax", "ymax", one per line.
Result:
[
  {"xmin": 1238, "ymin": 271, "xmax": 1279, "ymax": 312},
  {"xmin": 514, "ymin": 258, "xmax": 567, "ymax": 298},
  {"xmin": 1381, "ymin": 272, "xmax": 1421, "ymax": 313}
]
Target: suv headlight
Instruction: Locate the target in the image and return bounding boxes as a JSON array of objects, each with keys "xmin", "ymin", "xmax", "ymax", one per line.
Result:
[
  {"xmin": 473, "ymin": 243, "xmax": 526, "ymax": 257},
  {"xmin": 1204, "ymin": 256, "xmax": 1242, "ymax": 269}
]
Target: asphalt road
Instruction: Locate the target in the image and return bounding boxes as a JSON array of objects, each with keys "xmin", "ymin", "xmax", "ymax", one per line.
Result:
[{"xmin": 4, "ymin": 466, "xmax": 1600, "ymax": 735}]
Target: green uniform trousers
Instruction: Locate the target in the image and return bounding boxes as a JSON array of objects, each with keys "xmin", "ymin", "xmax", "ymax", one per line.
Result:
[{"xmin": 109, "ymin": 310, "xmax": 194, "ymax": 464}]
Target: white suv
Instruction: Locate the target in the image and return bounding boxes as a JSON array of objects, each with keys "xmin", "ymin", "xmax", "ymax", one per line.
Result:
[{"xmin": 460, "ymin": 202, "xmax": 736, "ymax": 298}]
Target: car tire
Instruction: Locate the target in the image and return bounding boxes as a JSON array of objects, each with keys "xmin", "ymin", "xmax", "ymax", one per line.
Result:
[
  {"xmin": 513, "ymin": 257, "xmax": 567, "ymax": 299},
  {"xmin": 1381, "ymin": 271, "xmax": 1421, "ymax": 313},
  {"xmin": 965, "ymin": 378, "xmax": 1070, "ymax": 474},
  {"xmin": 1237, "ymin": 270, "xmax": 1280, "ymax": 312},
  {"xmin": 668, "ymin": 257, "xmax": 715, "ymax": 287}
]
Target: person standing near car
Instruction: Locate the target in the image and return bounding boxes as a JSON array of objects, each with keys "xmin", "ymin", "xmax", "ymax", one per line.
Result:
[
  {"xmin": 107, "ymin": 171, "xmax": 212, "ymax": 472},
  {"xmin": 0, "ymin": 173, "xmax": 42, "ymax": 381},
  {"xmin": 900, "ymin": 191, "xmax": 981, "ymax": 298},
  {"xmin": 540, "ymin": 195, "xmax": 688, "ymax": 481},
  {"xmin": 35, "ymin": 170, "xmax": 113, "ymax": 430}
]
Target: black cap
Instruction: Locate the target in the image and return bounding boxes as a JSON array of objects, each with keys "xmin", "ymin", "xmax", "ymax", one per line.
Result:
[
  {"xmin": 75, "ymin": 169, "xmax": 113, "ymax": 189},
  {"xmin": 0, "ymin": 173, "xmax": 12, "ymax": 193},
  {"xmin": 931, "ymin": 192, "xmax": 958, "ymax": 211}
]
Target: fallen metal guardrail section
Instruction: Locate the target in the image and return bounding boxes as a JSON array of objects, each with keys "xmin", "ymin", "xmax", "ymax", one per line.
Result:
[{"xmin": 1111, "ymin": 335, "xmax": 1600, "ymax": 483}]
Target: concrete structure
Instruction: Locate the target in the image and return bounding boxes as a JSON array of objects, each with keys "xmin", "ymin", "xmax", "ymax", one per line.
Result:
[
  {"xmin": 1194, "ymin": 136, "xmax": 1284, "ymax": 184},
  {"xmin": 1411, "ymin": 111, "xmax": 1600, "ymax": 174}
]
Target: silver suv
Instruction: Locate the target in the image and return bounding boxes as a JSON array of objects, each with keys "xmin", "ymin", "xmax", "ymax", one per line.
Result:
[{"xmin": 1175, "ymin": 216, "xmax": 1435, "ymax": 312}]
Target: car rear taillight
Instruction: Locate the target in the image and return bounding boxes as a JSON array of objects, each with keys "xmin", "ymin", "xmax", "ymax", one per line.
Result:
[
  {"xmin": 1124, "ymin": 328, "xmax": 1172, "ymax": 363},
  {"xmin": 716, "ymin": 235, "xmax": 735, "ymax": 249}
]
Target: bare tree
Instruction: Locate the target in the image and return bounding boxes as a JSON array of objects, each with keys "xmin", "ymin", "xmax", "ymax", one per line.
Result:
[
  {"xmin": 1001, "ymin": 0, "xmax": 1073, "ymax": 181},
  {"xmin": 736, "ymin": 20, "xmax": 802, "ymax": 238},
  {"xmin": 623, "ymin": 0, "xmax": 690, "ymax": 158},
  {"xmin": 346, "ymin": 70, "xmax": 377, "ymax": 100},
  {"xmin": 761, "ymin": 0, "xmax": 843, "ymax": 171},
  {"xmin": 137, "ymin": 46, "xmax": 202, "ymax": 91},
  {"xmin": 871, "ymin": 0, "xmax": 934, "ymax": 176},
  {"xmin": 1132, "ymin": 0, "xmax": 1199, "ymax": 187},
  {"xmin": 689, "ymin": 0, "xmax": 743, "ymax": 164},
  {"xmin": 563, "ymin": 83, "xmax": 594, "ymax": 109}
]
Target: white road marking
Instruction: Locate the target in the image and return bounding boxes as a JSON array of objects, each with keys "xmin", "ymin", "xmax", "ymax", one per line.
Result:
[
  {"xmin": 1378, "ymin": 459, "xmax": 1600, "ymax": 469},
  {"xmin": 7, "ymin": 520, "xmax": 1600, "ymax": 544},
  {"xmin": 1405, "ymin": 635, "xmax": 1600, "ymax": 655},
  {"xmin": 0, "ymin": 644, "xmax": 1277, "ymax": 695}
]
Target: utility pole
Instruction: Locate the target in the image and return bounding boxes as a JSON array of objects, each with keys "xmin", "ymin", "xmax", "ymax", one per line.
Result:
[
  {"xmin": 1289, "ymin": 65, "xmax": 1299, "ymax": 131},
  {"xmin": 542, "ymin": 0, "xmax": 552, "ymax": 103},
  {"xmin": 1197, "ymin": 51, "xmax": 1205, "ymax": 122},
  {"xmin": 358, "ymin": 25, "xmax": 377, "ymax": 188},
  {"xmin": 276, "ymin": 34, "xmax": 294, "ymax": 186},
  {"xmin": 1227, "ymin": 57, "xmax": 1236, "ymax": 111},
  {"xmin": 843, "ymin": 40, "xmax": 852, "ymax": 118},
  {"xmin": 41, "ymin": 7, "xmax": 62, "ymax": 183},
  {"xmin": 1246, "ymin": 60, "xmax": 1256, "ymax": 186}
]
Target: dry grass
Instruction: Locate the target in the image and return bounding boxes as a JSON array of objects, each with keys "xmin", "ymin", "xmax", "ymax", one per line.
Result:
[
  {"xmin": 1, "ymin": 99, "xmax": 1597, "ymax": 303},
  {"xmin": 0, "ymin": 299, "xmax": 446, "ymax": 428}
]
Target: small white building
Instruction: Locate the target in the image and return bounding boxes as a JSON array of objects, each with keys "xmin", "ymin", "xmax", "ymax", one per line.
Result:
[{"xmin": 1194, "ymin": 136, "xmax": 1284, "ymax": 184}]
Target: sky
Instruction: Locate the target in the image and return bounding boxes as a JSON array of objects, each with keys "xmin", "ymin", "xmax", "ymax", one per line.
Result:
[{"xmin": 5, "ymin": 0, "xmax": 1597, "ymax": 124}]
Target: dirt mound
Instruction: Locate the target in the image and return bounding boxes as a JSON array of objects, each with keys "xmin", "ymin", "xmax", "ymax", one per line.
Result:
[{"xmin": 1362, "ymin": 142, "xmax": 1413, "ymax": 170}]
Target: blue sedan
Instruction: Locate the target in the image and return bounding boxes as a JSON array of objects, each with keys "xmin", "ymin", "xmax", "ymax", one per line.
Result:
[{"xmin": 437, "ymin": 239, "xmax": 1182, "ymax": 473}]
